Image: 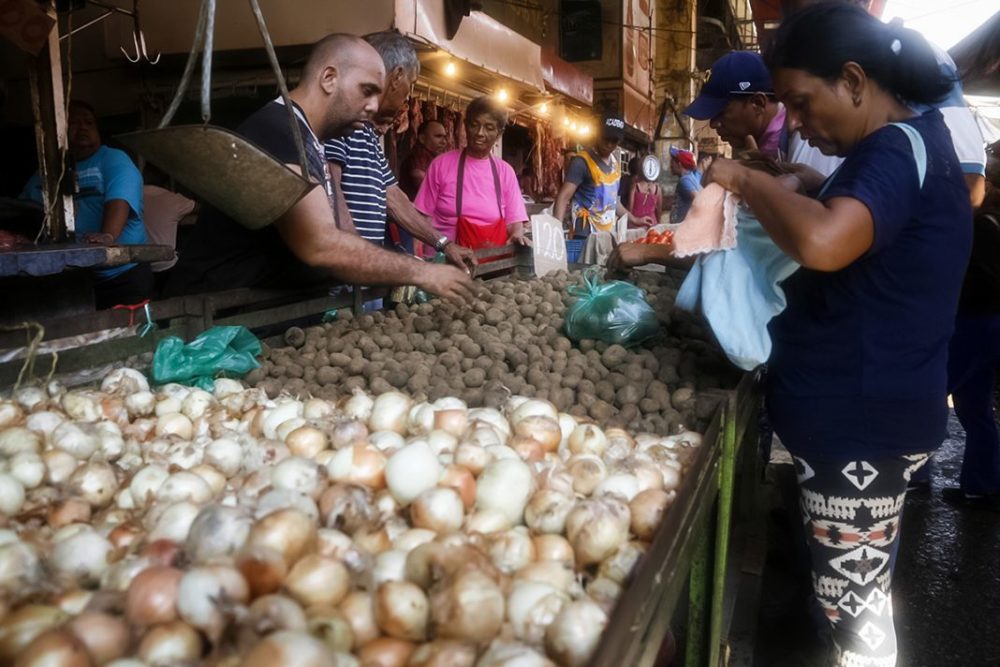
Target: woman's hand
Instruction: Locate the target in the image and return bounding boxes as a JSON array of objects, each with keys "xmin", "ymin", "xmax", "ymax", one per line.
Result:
[
  {"xmin": 701, "ymin": 158, "xmax": 751, "ymax": 196},
  {"xmin": 640, "ymin": 216, "xmax": 655, "ymax": 227},
  {"xmin": 607, "ymin": 243, "xmax": 660, "ymax": 274},
  {"xmin": 508, "ymin": 222, "xmax": 532, "ymax": 247}
]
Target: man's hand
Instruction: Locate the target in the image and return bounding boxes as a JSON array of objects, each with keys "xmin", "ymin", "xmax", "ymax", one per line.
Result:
[
  {"xmin": 443, "ymin": 243, "xmax": 477, "ymax": 274},
  {"xmin": 417, "ymin": 263, "xmax": 480, "ymax": 305},
  {"xmin": 83, "ymin": 232, "xmax": 115, "ymax": 245},
  {"xmin": 607, "ymin": 243, "xmax": 658, "ymax": 274},
  {"xmin": 702, "ymin": 157, "xmax": 751, "ymax": 195}
]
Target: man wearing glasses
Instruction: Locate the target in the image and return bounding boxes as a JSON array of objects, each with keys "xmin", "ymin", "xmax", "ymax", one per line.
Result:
[{"xmin": 553, "ymin": 115, "xmax": 645, "ymax": 237}]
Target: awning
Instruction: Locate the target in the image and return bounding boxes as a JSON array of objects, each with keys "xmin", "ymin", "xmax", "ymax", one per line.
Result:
[
  {"xmin": 394, "ymin": 2, "xmax": 545, "ymax": 92},
  {"xmin": 749, "ymin": 0, "xmax": 887, "ymax": 46},
  {"xmin": 950, "ymin": 10, "xmax": 1000, "ymax": 96},
  {"xmin": 540, "ymin": 49, "xmax": 593, "ymax": 107}
]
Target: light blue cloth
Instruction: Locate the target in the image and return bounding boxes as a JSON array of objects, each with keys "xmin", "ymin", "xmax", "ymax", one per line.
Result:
[
  {"xmin": 22, "ymin": 145, "xmax": 145, "ymax": 280},
  {"xmin": 675, "ymin": 122, "xmax": 927, "ymax": 371}
]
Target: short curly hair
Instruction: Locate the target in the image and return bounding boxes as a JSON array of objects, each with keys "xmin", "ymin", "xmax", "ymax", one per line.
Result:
[{"xmin": 464, "ymin": 96, "xmax": 508, "ymax": 131}]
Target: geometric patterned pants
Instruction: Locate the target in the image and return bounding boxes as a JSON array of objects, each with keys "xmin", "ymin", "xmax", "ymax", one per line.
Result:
[{"xmin": 793, "ymin": 453, "xmax": 930, "ymax": 667}]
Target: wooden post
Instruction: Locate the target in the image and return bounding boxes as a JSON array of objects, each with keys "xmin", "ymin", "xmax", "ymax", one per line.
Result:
[{"xmin": 27, "ymin": 1, "xmax": 73, "ymax": 242}]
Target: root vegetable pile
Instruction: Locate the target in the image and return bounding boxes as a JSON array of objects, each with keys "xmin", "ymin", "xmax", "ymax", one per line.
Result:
[
  {"xmin": 250, "ymin": 270, "xmax": 737, "ymax": 435},
  {"xmin": 0, "ymin": 369, "xmax": 704, "ymax": 666}
]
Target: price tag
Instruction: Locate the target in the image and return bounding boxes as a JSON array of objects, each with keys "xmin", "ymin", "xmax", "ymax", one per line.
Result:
[{"xmin": 530, "ymin": 213, "xmax": 568, "ymax": 277}]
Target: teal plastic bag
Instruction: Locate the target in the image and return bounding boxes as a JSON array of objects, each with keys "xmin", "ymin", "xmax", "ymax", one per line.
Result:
[
  {"xmin": 152, "ymin": 326, "xmax": 262, "ymax": 390},
  {"xmin": 564, "ymin": 268, "xmax": 660, "ymax": 347}
]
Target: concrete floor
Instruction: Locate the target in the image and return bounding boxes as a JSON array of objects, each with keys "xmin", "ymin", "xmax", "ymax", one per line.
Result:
[{"xmin": 752, "ymin": 411, "xmax": 1000, "ymax": 667}]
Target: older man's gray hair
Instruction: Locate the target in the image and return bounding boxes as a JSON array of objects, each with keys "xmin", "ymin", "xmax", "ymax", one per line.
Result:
[{"xmin": 364, "ymin": 31, "xmax": 420, "ymax": 80}]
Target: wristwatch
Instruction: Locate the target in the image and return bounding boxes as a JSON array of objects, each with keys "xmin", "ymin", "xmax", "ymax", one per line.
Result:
[{"xmin": 434, "ymin": 235, "xmax": 452, "ymax": 251}]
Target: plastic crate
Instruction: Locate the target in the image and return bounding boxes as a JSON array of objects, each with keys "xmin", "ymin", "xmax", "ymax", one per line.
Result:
[{"xmin": 566, "ymin": 239, "xmax": 586, "ymax": 264}]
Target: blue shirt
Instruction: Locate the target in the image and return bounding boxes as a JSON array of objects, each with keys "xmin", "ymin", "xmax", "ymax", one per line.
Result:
[
  {"xmin": 671, "ymin": 170, "xmax": 702, "ymax": 222},
  {"xmin": 324, "ymin": 123, "xmax": 397, "ymax": 244},
  {"xmin": 22, "ymin": 145, "xmax": 145, "ymax": 280},
  {"xmin": 767, "ymin": 111, "xmax": 972, "ymax": 458}
]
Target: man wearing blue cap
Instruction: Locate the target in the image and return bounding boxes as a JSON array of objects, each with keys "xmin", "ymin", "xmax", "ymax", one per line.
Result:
[{"xmin": 684, "ymin": 51, "xmax": 842, "ymax": 177}]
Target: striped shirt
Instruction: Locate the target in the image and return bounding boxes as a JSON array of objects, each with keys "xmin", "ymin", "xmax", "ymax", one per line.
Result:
[{"xmin": 324, "ymin": 123, "xmax": 398, "ymax": 244}]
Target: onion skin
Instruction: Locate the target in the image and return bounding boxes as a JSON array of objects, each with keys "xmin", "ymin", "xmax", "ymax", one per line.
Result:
[
  {"xmin": 125, "ymin": 566, "xmax": 183, "ymax": 628},
  {"xmin": 374, "ymin": 581, "xmax": 429, "ymax": 641},
  {"xmin": 358, "ymin": 637, "xmax": 416, "ymax": 667},
  {"xmin": 14, "ymin": 628, "xmax": 93, "ymax": 667}
]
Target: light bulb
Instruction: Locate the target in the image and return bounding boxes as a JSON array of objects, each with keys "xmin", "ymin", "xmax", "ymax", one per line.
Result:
[
  {"xmin": 539, "ymin": 103, "xmax": 549, "ymax": 114},
  {"xmin": 579, "ymin": 125, "xmax": 590, "ymax": 137},
  {"xmin": 563, "ymin": 117, "xmax": 571, "ymax": 127},
  {"xmin": 444, "ymin": 61, "xmax": 457, "ymax": 77},
  {"xmin": 496, "ymin": 89, "xmax": 510, "ymax": 103}
]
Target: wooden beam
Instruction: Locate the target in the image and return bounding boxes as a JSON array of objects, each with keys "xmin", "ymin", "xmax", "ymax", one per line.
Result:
[{"xmin": 26, "ymin": 2, "xmax": 73, "ymax": 242}]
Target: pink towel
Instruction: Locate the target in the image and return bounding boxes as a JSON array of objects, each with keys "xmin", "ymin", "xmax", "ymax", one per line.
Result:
[{"xmin": 671, "ymin": 183, "xmax": 739, "ymax": 258}]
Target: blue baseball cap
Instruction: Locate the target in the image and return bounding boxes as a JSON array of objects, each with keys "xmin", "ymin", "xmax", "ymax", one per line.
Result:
[{"xmin": 683, "ymin": 51, "xmax": 774, "ymax": 121}]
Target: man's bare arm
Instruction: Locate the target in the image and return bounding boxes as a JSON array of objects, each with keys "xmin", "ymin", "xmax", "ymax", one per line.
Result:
[{"xmin": 328, "ymin": 162, "xmax": 358, "ymax": 234}]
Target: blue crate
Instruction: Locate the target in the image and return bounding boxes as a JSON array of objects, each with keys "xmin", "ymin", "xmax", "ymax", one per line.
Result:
[{"xmin": 566, "ymin": 239, "xmax": 586, "ymax": 264}]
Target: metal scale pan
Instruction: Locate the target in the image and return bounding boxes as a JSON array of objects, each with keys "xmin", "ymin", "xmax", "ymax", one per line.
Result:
[{"xmin": 117, "ymin": 0, "xmax": 315, "ymax": 230}]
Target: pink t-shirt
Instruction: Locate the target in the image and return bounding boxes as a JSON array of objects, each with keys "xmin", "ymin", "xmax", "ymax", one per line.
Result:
[
  {"xmin": 759, "ymin": 106, "xmax": 786, "ymax": 160},
  {"xmin": 414, "ymin": 149, "xmax": 528, "ymax": 244}
]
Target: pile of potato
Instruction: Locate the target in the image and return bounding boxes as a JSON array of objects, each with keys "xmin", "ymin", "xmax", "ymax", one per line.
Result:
[{"xmin": 251, "ymin": 270, "xmax": 738, "ymax": 436}]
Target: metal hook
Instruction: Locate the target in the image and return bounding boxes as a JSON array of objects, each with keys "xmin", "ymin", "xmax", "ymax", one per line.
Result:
[{"xmin": 119, "ymin": 0, "xmax": 160, "ymax": 64}]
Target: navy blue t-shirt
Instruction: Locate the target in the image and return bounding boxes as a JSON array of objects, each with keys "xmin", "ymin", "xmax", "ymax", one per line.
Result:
[{"xmin": 767, "ymin": 111, "xmax": 972, "ymax": 459}]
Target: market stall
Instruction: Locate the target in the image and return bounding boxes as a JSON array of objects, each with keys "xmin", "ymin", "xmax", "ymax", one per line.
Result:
[{"xmin": 0, "ymin": 244, "xmax": 762, "ymax": 666}]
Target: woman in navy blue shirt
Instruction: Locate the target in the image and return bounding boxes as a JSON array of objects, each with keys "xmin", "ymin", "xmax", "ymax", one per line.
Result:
[{"xmin": 704, "ymin": 4, "xmax": 972, "ymax": 665}]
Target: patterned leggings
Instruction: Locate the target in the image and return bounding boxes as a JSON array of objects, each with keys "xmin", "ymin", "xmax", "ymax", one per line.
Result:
[{"xmin": 792, "ymin": 453, "xmax": 929, "ymax": 667}]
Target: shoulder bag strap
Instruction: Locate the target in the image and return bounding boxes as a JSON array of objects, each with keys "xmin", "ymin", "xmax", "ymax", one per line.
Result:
[
  {"xmin": 456, "ymin": 151, "xmax": 505, "ymax": 220},
  {"xmin": 488, "ymin": 157, "xmax": 503, "ymax": 219}
]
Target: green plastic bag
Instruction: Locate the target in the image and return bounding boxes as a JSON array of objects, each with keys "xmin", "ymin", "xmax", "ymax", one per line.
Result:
[
  {"xmin": 564, "ymin": 268, "xmax": 660, "ymax": 347},
  {"xmin": 152, "ymin": 326, "xmax": 262, "ymax": 390}
]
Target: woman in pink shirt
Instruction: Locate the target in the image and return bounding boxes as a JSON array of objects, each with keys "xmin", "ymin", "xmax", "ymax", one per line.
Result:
[{"xmin": 414, "ymin": 96, "xmax": 529, "ymax": 255}]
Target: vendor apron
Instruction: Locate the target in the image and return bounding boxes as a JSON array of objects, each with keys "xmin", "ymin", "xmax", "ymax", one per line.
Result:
[
  {"xmin": 454, "ymin": 151, "xmax": 509, "ymax": 259},
  {"xmin": 571, "ymin": 150, "xmax": 621, "ymax": 236}
]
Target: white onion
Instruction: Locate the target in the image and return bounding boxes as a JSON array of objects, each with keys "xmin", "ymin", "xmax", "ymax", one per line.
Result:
[
  {"xmin": 148, "ymin": 501, "xmax": 200, "ymax": 543},
  {"xmin": 369, "ymin": 391, "xmax": 413, "ymax": 435},
  {"xmin": 13, "ymin": 386, "xmax": 47, "ymax": 411},
  {"xmin": 426, "ymin": 430, "xmax": 458, "ymax": 457},
  {"xmin": 393, "ymin": 528, "xmax": 437, "ymax": 553},
  {"xmin": 61, "ymin": 391, "xmax": 102, "ymax": 422},
  {"xmin": 344, "ymin": 390, "xmax": 375, "ymax": 421},
  {"xmin": 286, "ymin": 554, "xmax": 350, "ymax": 607},
  {"xmin": 510, "ymin": 399, "xmax": 558, "ymax": 425},
  {"xmin": 594, "ymin": 473, "xmax": 641, "ymax": 502},
  {"xmin": 598, "ymin": 541, "xmax": 646, "ymax": 584},
  {"xmin": 385, "ymin": 441, "xmax": 441, "ymax": 506},
  {"xmin": 514, "ymin": 560, "xmax": 576, "ymax": 593},
  {"xmin": 568, "ymin": 424, "xmax": 608, "ymax": 457},
  {"xmin": 7, "ymin": 453, "xmax": 45, "ymax": 490},
  {"xmin": 276, "ymin": 417, "xmax": 308, "ymax": 442},
  {"xmin": 566, "ymin": 454, "xmax": 607, "ymax": 496},
  {"xmin": 411, "ymin": 487, "xmax": 464, "ymax": 533},
  {"xmin": 157, "ymin": 470, "xmax": 213, "ymax": 504},
  {"xmin": 272, "ymin": 456, "xmax": 324, "ymax": 498},
  {"xmin": 630, "ymin": 488, "xmax": 674, "ymax": 540},
  {"xmin": 25, "ymin": 411, "xmax": 63, "ymax": 437},
  {"xmin": 454, "ymin": 442, "xmax": 490, "ymax": 475},
  {"xmin": 532, "ymin": 534, "xmax": 575, "ymax": 568},
  {"xmin": 488, "ymin": 527, "xmax": 535, "ymax": 574},
  {"xmin": 185, "ymin": 504, "xmax": 253, "ymax": 564},
  {"xmin": 0, "ymin": 540, "xmax": 42, "ymax": 590},
  {"xmin": 467, "ymin": 409, "xmax": 511, "ymax": 440},
  {"xmin": 429, "ymin": 567, "xmax": 505, "ymax": 643},
  {"xmin": 50, "ymin": 527, "xmax": 112, "ymax": 583},
  {"xmin": 340, "ymin": 591, "xmax": 379, "ymax": 649},
  {"xmin": 101, "ymin": 367, "xmax": 150, "ymax": 394},
  {"xmin": 257, "ymin": 488, "xmax": 320, "ymax": 520},
  {"xmin": 51, "ymin": 421, "xmax": 99, "ymax": 459},
  {"xmin": 371, "ymin": 549, "xmax": 408, "ymax": 588},
  {"xmin": 262, "ymin": 401, "xmax": 304, "ymax": 440},
  {"xmin": 375, "ymin": 580, "xmax": 429, "ymax": 641},
  {"xmin": 286, "ymin": 426, "xmax": 328, "ymax": 458},
  {"xmin": 475, "ymin": 458, "xmax": 533, "ymax": 525},
  {"xmin": 0, "ymin": 427, "xmax": 41, "ymax": 456},
  {"xmin": 0, "ymin": 401, "xmax": 24, "ymax": 429},
  {"xmin": 565, "ymin": 496, "xmax": 631, "ymax": 566},
  {"xmin": 246, "ymin": 508, "xmax": 317, "ymax": 566},
  {"xmin": 408, "ymin": 402, "xmax": 437, "ymax": 436},
  {"xmin": 327, "ymin": 444, "xmax": 386, "ymax": 490},
  {"xmin": 545, "ymin": 598, "xmax": 608, "ymax": 667},
  {"xmin": 506, "ymin": 580, "xmax": 568, "ymax": 645},
  {"xmin": 155, "ymin": 412, "xmax": 194, "ymax": 440},
  {"xmin": 137, "ymin": 620, "xmax": 201, "ymax": 664},
  {"xmin": 155, "ymin": 396, "xmax": 182, "ymax": 416},
  {"xmin": 476, "ymin": 640, "xmax": 553, "ymax": 667},
  {"xmin": 0, "ymin": 472, "xmax": 26, "ymax": 515},
  {"xmin": 205, "ymin": 437, "xmax": 243, "ymax": 476},
  {"xmin": 524, "ymin": 489, "xmax": 575, "ymax": 535},
  {"xmin": 67, "ymin": 462, "xmax": 118, "ymax": 508},
  {"xmin": 129, "ymin": 464, "xmax": 169, "ymax": 507},
  {"xmin": 190, "ymin": 464, "xmax": 227, "ymax": 496},
  {"xmin": 180, "ymin": 388, "xmax": 215, "ymax": 420},
  {"xmin": 177, "ymin": 565, "xmax": 249, "ymax": 640},
  {"xmin": 465, "ymin": 509, "xmax": 512, "ymax": 534},
  {"xmin": 213, "ymin": 377, "xmax": 244, "ymax": 398}
]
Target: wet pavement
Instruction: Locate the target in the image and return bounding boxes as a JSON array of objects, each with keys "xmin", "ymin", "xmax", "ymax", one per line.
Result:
[{"xmin": 752, "ymin": 411, "xmax": 1000, "ymax": 667}]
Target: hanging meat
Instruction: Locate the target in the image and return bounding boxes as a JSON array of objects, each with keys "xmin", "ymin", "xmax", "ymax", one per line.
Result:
[{"xmin": 441, "ymin": 109, "xmax": 455, "ymax": 150}]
